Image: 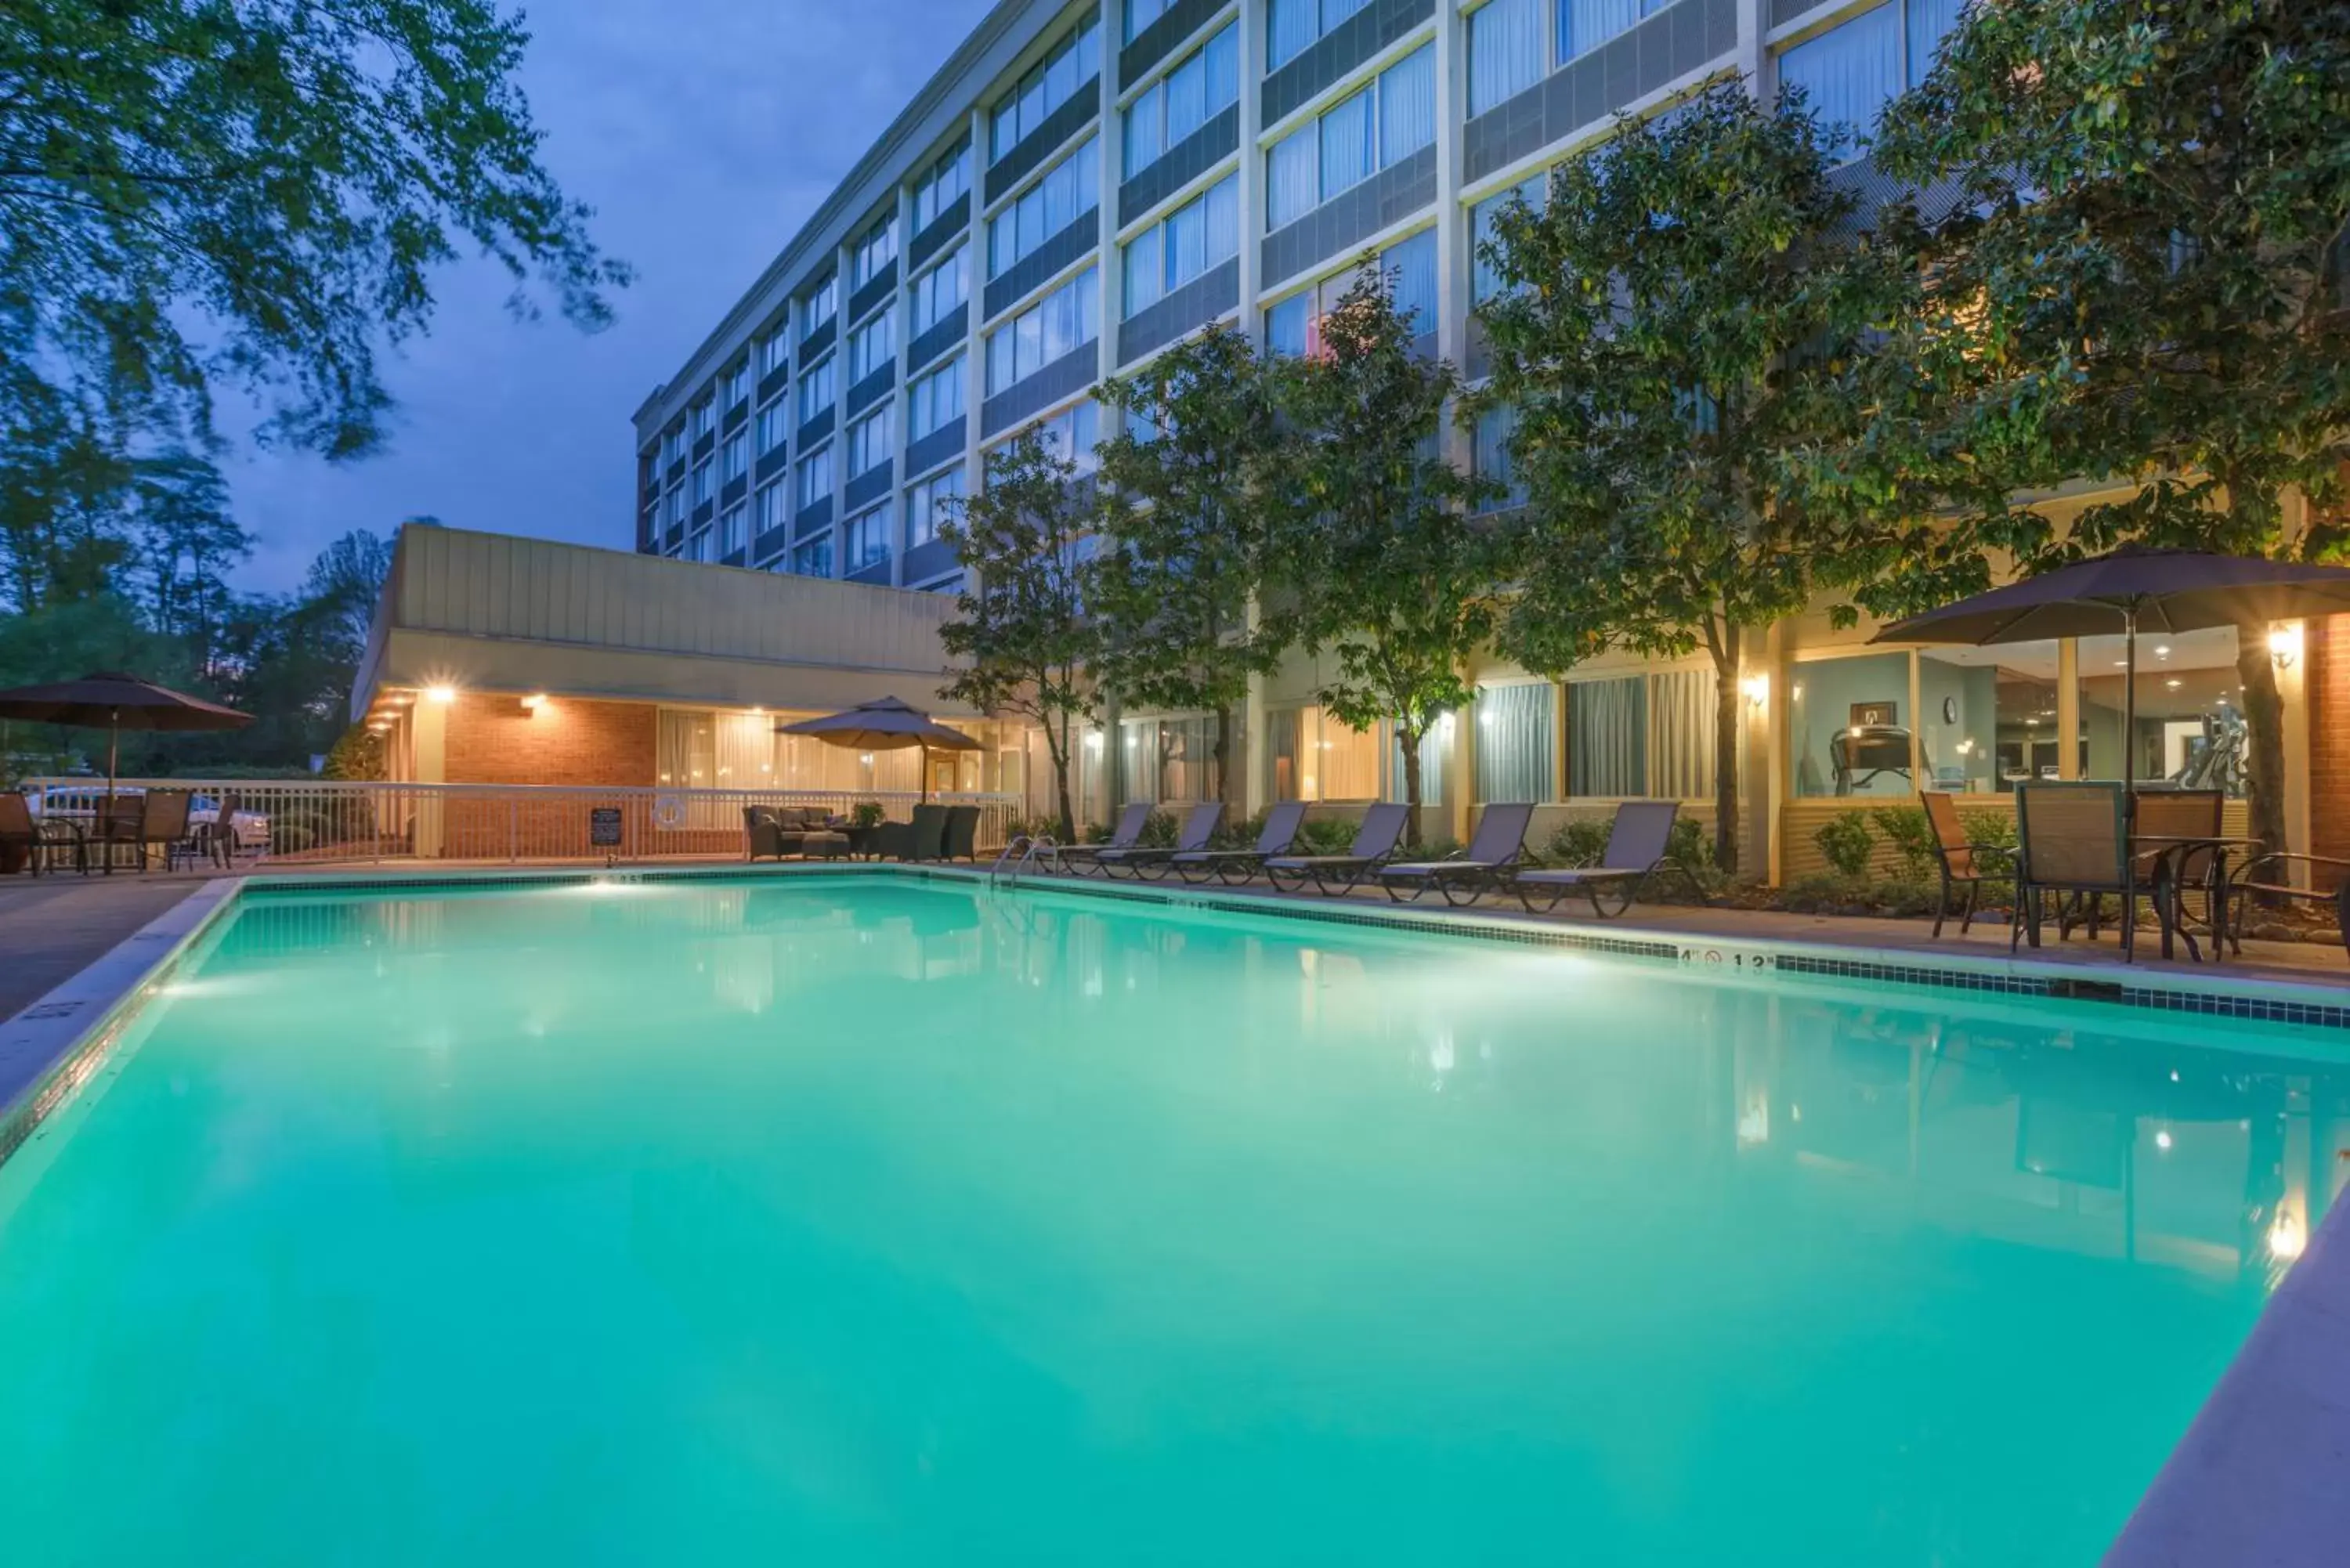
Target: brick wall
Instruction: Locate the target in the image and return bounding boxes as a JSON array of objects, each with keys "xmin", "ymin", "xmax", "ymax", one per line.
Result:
[
  {"xmin": 2313, "ymin": 616, "xmax": 2350, "ymax": 863},
  {"xmin": 441, "ymin": 692, "xmax": 659, "ymax": 788}
]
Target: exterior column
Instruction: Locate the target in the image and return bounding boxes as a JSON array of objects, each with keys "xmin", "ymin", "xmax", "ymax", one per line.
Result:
[
  {"xmin": 411, "ymin": 695, "xmax": 448, "ymax": 858},
  {"xmin": 1235, "ymin": 0, "xmax": 1266, "ymax": 341},
  {"xmin": 1447, "ymin": 689, "xmax": 1473, "ymax": 843},
  {"xmin": 2056, "ymin": 638, "xmax": 2081, "ymax": 779}
]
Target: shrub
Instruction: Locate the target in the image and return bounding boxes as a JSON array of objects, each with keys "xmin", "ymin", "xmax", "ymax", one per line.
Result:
[
  {"xmin": 1781, "ymin": 871, "xmax": 1870, "ymax": 912},
  {"xmin": 1540, "ymin": 818, "xmax": 1612, "ymax": 869},
  {"xmin": 851, "ymin": 800, "xmax": 886, "ymax": 829},
  {"xmin": 1814, "ymin": 812, "xmax": 1875, "ymax": 879},
  {"xmin": 1870, "ymin": 805, "xmax": 1938, "ymax": 882},
  {"xmin": 1211, "ymin": 807, "xmax": 1264, "ymax": 851},
  {"xmin": 1137, "ymin": 808, "xmax": 1179, "ymax": 847},
  {"xmin": 1294, "ymin": 815, "xmax": 1361, "ymax": 856}
]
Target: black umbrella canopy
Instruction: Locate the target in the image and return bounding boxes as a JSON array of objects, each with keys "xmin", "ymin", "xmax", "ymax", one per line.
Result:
[
  {"xmin": 1872, "ymin": 549, "xmax": 2350, "ymax": 646},
  {"xmin": 774, "ymin": 695, "xmax": 981, "ymax": 752},
  {"xmin": 0, "ymin": 672, "xmax": 251, "ymax": 801}
]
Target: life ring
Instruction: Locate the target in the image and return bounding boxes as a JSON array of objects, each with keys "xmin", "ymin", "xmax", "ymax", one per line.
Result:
[{"xmin": 653, "ymin": 793, "xmax": 685, "ymax": 829}]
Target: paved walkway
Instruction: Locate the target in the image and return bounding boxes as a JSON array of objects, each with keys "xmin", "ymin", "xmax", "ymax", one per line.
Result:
[{"xmin": 0, "ymin": 874, "xmax": 215, "ymax": 1019}]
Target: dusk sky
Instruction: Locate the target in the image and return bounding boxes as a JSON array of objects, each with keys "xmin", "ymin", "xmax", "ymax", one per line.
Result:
[{"xmin": 223, "ymin": 0, "xmax": 984, "ymax": 594}]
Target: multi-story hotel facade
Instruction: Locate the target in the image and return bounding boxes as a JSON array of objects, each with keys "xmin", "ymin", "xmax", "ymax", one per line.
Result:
[{"xmin": 528, "ymin": 0, "xmax": 2343, "ymax": 876}]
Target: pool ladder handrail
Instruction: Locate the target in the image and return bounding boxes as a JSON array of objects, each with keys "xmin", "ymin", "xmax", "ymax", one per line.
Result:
[{"xmin": 989, "ymin": 833, "xmax": 1058, "ymax": 890}]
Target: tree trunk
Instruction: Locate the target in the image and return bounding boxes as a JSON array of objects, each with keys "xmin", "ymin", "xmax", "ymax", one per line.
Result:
[
  {"xmin": 1044, "ymin": 715, "xmax": 1078, "ymax": 844},
  {"xmin": 1399, "ymin": 724, "xmax": 1424, "ymax": 848},
  {"xmin": 2237, "ymin": 623, "xmax": 2288, "ymax": 904},
  {"xmin": 1710, "ymin": 627, "xmax": 1741, "ymax": 879},
  {"xmin": 1213, "ymin": 706, "xmax": 1233, "ymax": 807}
]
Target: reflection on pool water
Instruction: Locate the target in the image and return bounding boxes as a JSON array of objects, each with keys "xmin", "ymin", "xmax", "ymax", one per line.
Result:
[{"xmin": 0, "ymin": 877, "xmax": 2341, "ymax": 1565}]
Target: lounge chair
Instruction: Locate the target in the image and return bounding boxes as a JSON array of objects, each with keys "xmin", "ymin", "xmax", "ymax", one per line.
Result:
[
  {"xmin": 1264, "ymin": 803, "xmax": 1409, "ymax": 895},
  {"xmin": 2012, "ymin": 782, "xmax": 2138, "ymax": 959},
  {"xmin": 1509, "ymin": 800, "xmax": 1679, "ymax": 917},
  {"xmin": 1095, "ymin": 801, "xmax": 1223, "ymax": 880},
  {"xmin": 1378, "ymin": 802, "xmax": 1536, "ymax": 906},
  {"xmin": 1173, "ymin": 800, "xmax": 1307, "ymax": 885},
  {"xmin": 1922, "ymin": 791, "xmax": 2016, "ymax": 938},
  {"xmin": 877, "ymin": 803, "xmax": 951, "ymax": 862},
  {"xmin": 1049, "ymin": 802, "xmax": 1151, "ymax": 876}
]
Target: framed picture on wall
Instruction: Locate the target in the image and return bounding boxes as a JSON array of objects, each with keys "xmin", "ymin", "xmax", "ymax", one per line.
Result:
[{"xmin": 1849, "ymin": 701, "xmax": 1898, "ymax": 728}]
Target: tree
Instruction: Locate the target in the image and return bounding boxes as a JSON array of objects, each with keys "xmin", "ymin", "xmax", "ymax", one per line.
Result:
[
  {"xmin": 1262, "ymin": 269, "xmax": 1497, "ymax": 845},
  {"xmin": 1874, "ymin": 0, "xmax": 2350, "ymax": 876},
  {"xmin": 1094, "ymin": 326, "xmax": 1287, "ymax": 805},
  {"xmin": 1, "ymin": 0, "xmax": 629, "ymax": 460},
  {"xmin": 1477, "ymin": 84, "xmax": 1918, "ymax": 875},
  {"xmin": 938, "ymin": 435, "xmax": 1108, "ymax": 842},
  {"xmin": 303, "ymin": 529, "xmax": 398, "ymax": 659}
]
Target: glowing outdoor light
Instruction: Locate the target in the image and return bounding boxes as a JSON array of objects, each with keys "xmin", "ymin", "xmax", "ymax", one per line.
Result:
[
  {"xmin": 1741, "ymin": 673, "xmax": 1770, "ymax": 710},
  {"xmin": 519, "ymin": 692, "xmax": 549, "ymax": 711},
  {"xmin": 2270, "ymin": 623, "xmax": 2303, "ymax": 670},
  {"xmin": 424, "ymin": 685, "xmax": 457, "ymax": 705}
]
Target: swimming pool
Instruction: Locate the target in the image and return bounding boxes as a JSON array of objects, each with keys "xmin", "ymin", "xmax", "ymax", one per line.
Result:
[{"xmin": 0, "ymin": 875, "xmax": 2337, "ymax": 1564}]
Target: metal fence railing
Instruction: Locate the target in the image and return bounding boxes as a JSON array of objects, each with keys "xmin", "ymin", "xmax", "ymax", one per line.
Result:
[{"xmin": 18, "ymin": 779, "xmax": 1024, "ymax": 865}]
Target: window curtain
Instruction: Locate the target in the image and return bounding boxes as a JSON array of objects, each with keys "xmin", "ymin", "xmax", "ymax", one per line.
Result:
[
  {"xmin": 1266, "ymin": 293, "xmax": 1310, "ymax": 356},
  {"xmin": 1318, "ymin": 90, "xmax": 1374, "ymax": 201},
  {"xmin": 1567, "ymin": 677, "xmax": 1646, "ymax": 797},
  {"xmin": 1383, "ymin": 230, "xmax": 1437, "ymax": 331},
  {"xmin": 1267, "ymin": 127, "xmax": 1317, "ymax": 228},
  {"xmin": 1386, "ymin": 723, "xmax": 1444, "ymax": 809},
  {"xmin": 1318, "ymin": 711, "xmax": 1381, "ymax": 800},
  {"xmin": 1119, "ymin": 719, "xmax": 1159, "ymax": 804},
  {"xmin": 1469, "ymin": 0, "xmax": 1546, "ymax": 117},
  {"xmin": 1777, "ymin": 2, "xmax": 1901, "ymax": 154},
  {"xmin": 1904, "ymin": 0, "xmax": 1964, "ymax": 84},
  {"xmin": 1268, "ymin": 0, "xmax": 1314, "ymax": 69},
  {"xmin": 1166, "ymin": 51, "xmax": 1209, "ymax": 143},
  {"xmin": 1166, "ymin": 197, "xmax": 1207, "ymax": 289},
  {"xmin": 1267, "ymin": 708, "xmax": 1304, "ymax": 801},
  {"xmin": 1646, "ymin": 668, "xmax": 1719, "ymax": 801},
  {"xmin": 1123, "ymin": 85, "xmax": 1165, "ymax": 178},
  {"xmin": 1203, "ymin": 176, "xmax": 1239, "ymax": 269},
  {"xmin": 1377, "ymin": 46, "xmax": 1437, "ymax": 166},
  {"xmin": 1476, "ymin": 683, "xmax": 1558, "ymax": 803},
  {"xmin": 1561, "ymin": 0, "xmax": 1642, "ymax": 63},
  {"xmin": 1124, "ymin": 228, "xmax": 1165, "ymax": 316}
]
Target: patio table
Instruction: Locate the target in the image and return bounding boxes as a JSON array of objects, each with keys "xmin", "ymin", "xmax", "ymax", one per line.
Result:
[{"xmin": 2132, "ymin": 834, "xmax": 2263, "ymax": 963}]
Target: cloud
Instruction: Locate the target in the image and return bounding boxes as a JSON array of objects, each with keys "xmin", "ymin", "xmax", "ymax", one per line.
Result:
[{"xmin": 223, "ymin": 0, "xmax": 984, "ymax": 592}]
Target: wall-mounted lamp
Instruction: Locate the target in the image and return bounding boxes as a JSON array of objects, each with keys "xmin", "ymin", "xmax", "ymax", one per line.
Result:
[
  {"xmin": 2270, "ymin": 623, "xmax": 2303, "ymax": 672},
  {"xmin": 519, "ymin": 692, "xmax": 549, "ymax": 714},
  {"xmin": 1741, "ymin": 673, "xmax": 1770, "ymax": 711},
  {"xmin": 423, "ymin": 684, "xmax": 457, "ymax": 705}
]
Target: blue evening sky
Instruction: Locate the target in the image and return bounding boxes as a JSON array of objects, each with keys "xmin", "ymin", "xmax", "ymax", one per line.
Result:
[{"xmin": 224, "ymin": 0, "xmax": 984, "ymax": 593}]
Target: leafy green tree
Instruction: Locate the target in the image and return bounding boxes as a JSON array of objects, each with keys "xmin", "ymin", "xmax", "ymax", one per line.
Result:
[
  {"xmin": 1, "ymin": 0, "xmax": 628, "ymax": 459},
  {"xmin": 1477, "ymin": 84, "xmax": 1927, "ymax": 875},
  {"xmin": 938, "ymin": 435, "xmax": 1108, "ymax": 843},
  {"xmin": 125, "ymin": 452, "xmax": 247, "ymax": 668},
  {"xmin": 1262, "ymin": 270, "xmax": 1496, "ymax": 844},
  {"xmin": 0, "ymin": 395, "xmax": 137, "ymax": 612},
  {"xmin": 302, "ymin": 529, "xmax": 399, "ymax": 660},
  {"xmin": 1874, "ymin": 0, "xmax": 2350, "ymax": 873},
  {"xmin": 1094, "ymin": 326, "xmax": 1287, "ymax": 805}
]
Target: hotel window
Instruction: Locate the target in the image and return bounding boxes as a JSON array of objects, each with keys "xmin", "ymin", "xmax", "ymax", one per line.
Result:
[
  {"xmin": 791, "ymin": 536, "xmax": 835, "ymax": 578},
  {"xmin": 1123, "ymin": 0, "xmax": 1169, "ymax": 43},
  {"xmin": 1267, "ymin": 0, "xmax": 1373, "ymax": 70},
  {"xmin": 848, "ymin": 313, "xmax": 895, "ymax": 381},
  {"xmin": 2077, "ymin": 629, "xmax": 2243, "ymax": 795},
  {"xmin": 847, "ymin": 404, "xmax": 893, "ymax": 477},
  {"xmin": 1777, "ymin": 0, "xmax": 1963, "ymax": 157},
  {"xmin": 1264, "ymin": 229, "xmax": 1435, "ymax": 354},
  {"xmin": 1122, "ymin": 174, "xmax": 1238, "ymax": 316},
  {"xmin": 721, "ymin": 430, "xmax": 748, "ymax": 483},
  {"xmin": 796, "ymin": 444, "xmax": 833, "ymax": 507},
  {"xmin": 1472, "ymin": 404, "xmax": 1528, "ymax": 511},
  {"xmin": 725, "ymin": 359, "xmax": 751, "ymax": 409},
  {"xmin": 660, "ymin": 426, "xmax": 683, "ymax": 468},
  {"xmin": 845, "ymin": 502, "xmax": 892, "ymax": 571},
  {"xmin": 906, "ymin": 467, "xmax": 967, "ymax": 548},
  {"xmin": 1571, "ymin": 668, "xmax": 1716, "ymax": 798},
  {"xmin": 798, "ymin": 274, "xmax": 837, "ymax": 338},
  {"xmin": 691, "ymin": 459, "xmax": 713, "ymax": 504},
  {"xmin": 1031, "ymin": 398, "xmax": 1102, "ymax": 473},
  {"xmin": 851, "ymin": 215, "xmax": 898, "ymax": 290},
  {"xmin": 985, "ymin": 266, "xmax": 1099, "ymax": 394},
  {"xmin": 1264, "ymin": 45, "xmax": 1436, "ymax": 229},
  {"xmin": 798, "ymin": 356, "xmax": 836, "ymax": 421},
  {"xmin": 757, "ymin": 480, "xmax": 787, "ymax": 537},
  {"xmin": 1266, "ymin": 706, "xmax": 1382, "ymax": 800},
  {"xmin": 991, "ymin": 15, "xmax": 1103, "ymax": 164},
  {"xmin": 685, "ymin": 526, "xmax": 715, "ymax": 564},
  {"xmin": 760, "ymin": 329, "xmax": 791, "ymax": 377},
  {"xmin": 717, "ymin": 503, "xmax": 746, "ymax": 557},
  {"xmin": 913, "ymin": 140, "xmax": 971, "ymax": 230},
  {"xmin": 1475, "ymin": 683, "xmax": 1559, "ymax": 803},
  {"xmin": 912, "ymin": 247, "xmax": 968, "ymax": 334},
  {"xmin": 757, "ymin": 397, "xmax": 790, "ymax": 453},
  {"xmin": 690, "ymin": 398, "xmax": 715, "ymax": 439},
  {"xmin": 1123, "ymin": 23, "xmax": 1239, "ymax": 179},
  {"xmin": 910, "ymin": 356, "xmax": 966, "ymax": 438},
  {"xmin": 663, "ymin": 487, "xmax": 685, "ymax": 527},
  {"xmin": 1462, "ymin": 0, "xmax": 1665, "ymax": 117},
  {"xmin": 1470, "ymin": 171, "xmax": 1548, "ymax": 302},
  {"xmin": 989, "ymin": 136, "xmax": 1101, "ymax": 280}
]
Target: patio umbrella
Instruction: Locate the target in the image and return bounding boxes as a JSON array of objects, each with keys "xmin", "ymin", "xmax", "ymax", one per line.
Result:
[
  {"xmin": 775, "ymin": 695, "xmax": 979, "ymax": 801},
  {"xmin": 1871, "ymin": 549, "xmax": 2350, "ymax": 786},
  {"xmin": 0, "ymin": 671, "xmax": 251, "ymax": 802}
]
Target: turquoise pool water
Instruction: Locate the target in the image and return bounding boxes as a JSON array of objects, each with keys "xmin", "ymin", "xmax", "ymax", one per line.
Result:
[{"xmin": 0, "ymin": 877, "xmax": 2339, "ymax": 1564}]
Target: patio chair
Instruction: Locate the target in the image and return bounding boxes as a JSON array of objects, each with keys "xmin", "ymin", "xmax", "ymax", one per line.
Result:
[
  {"xmin": 1264, "ymin": 803, "xmax": 1410, "ymax": 896},
  {"xmin": 1095, "ymin": 802, "xmax": 1223, "ymax": 880},
  {"xmin": 92, "ymin": 792, "xmax": 143, "ymax": 873},
  {"xmin": 2129, "ymin": 789, "xmax": 2226, "ymax": 957},
  {"xmin": 115, "ymin": 789, "xmax": 194, "ymax": 874},
  {"xmin": 877, "ymin": 803, "xmax": 951, "ymax": 862},
  {"xmin": 1922, "ymin": 792, "xmax": 2016, "ymax": 938},
  {"xmin": 2012, "ymin": 782, "xmax": 2138, "ymax": 959},
  {"xmin": 1378, "ymin": 802, "xmax": 1537, "ymax": 907},
  {"xmin": 2225, "ymin": 851, "xmax": 2350, "ymax": 960},
  {"xmin": 1173, "ymin": 800, "xmax": 1308, "ymax": 885},
  {"xmin": 941, "ymin": 804, "xmax": 980, "ymax": 863},
  {"xmin": 0, "ymin": 790, "xmax": 82, "ymax": 876},
  {"xmin": 194, "ymin": 789, "xmax": 245, "ymax": 868},
  {"xmin": 1049, "ymin": 802, "xmax": 1152, "ymax": 876},
  {"xmin": 1508, "ymin": 801, "xmax": 1680, "ymax": 918},
  {"xmin": 744, "ymin": 805, "xmax": 790, "ymax": 862}
]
